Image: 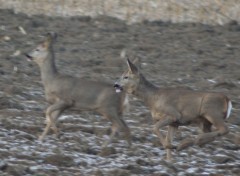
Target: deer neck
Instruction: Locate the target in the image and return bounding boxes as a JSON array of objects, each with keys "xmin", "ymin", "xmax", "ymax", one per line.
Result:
[
  {"xmin": 39, "ymin": 48, "xmax": 58, "ymax": 85},
  {"xmin": 134, "ymin": 74, "xmax": 158, "ymax": 107}
]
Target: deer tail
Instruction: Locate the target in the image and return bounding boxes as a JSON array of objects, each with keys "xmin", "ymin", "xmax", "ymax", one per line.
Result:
[{"xmin": 226, "ymin": 100, "xmax": 232, "ymax": 119}]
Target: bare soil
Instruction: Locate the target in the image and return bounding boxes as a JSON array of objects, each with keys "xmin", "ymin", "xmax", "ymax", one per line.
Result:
[{"xmin": 0, "ymin": 9, "xmax": 240, "ymax": 176}]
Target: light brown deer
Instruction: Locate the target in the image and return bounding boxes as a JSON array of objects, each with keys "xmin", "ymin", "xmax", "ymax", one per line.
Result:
[
  {"xmin": 25, "ymin": 33, "xmax": 131, "ymax": 147},
  {"xmin": 114, "ymin": 58, "xmax": 232, "ymax": 160}
]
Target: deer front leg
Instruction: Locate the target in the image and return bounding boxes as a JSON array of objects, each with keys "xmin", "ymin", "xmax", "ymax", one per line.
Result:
[
  {"xmin": 153, "ymin": 115, "xmax": 178, "ymax": 152},
  {"xmin": 153, "ymin": 120, "xmax": 168, "ymax": 146},
  {"xmin": 119, "ymin": 118, "xmax": 132, "ymax": 147},
  {"xmin": 39, "ymin": 100, "xmax": 69, "ymax": 141},
  {"xmin": 101, "ymin": 124, "xmax": 118, "ymax": 148},
  {"xmin": 49, "ymin": 110, "xmax": 62, "ymax": 138},
  {"xmin": 101, "ymin": 117, "xmax": 131, "ymax": 148},
  {"xmin": 100, "ymin": 110, "xmax": 122, "ymax": 148},
  {"xmin": 99, "ymin": 106, "xmax": 131, "ymax": 148},
  {"xmin": 39, "ymin": 116, "xmax": 52, "ymax": 141}
]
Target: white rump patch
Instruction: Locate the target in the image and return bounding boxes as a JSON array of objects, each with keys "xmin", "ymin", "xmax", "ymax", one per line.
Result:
[{"xmin": 226, "ymin": 101, "xmax": 232, "ymax": 119}]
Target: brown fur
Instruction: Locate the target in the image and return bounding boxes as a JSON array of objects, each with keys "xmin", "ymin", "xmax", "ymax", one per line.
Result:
[
  {"xmin": 114, "ymin": 58, "xmax": 231, "ymax": 160},
  {"xmin": 25, "ymin": 33, "xmax": 131, "ymax": 147}
]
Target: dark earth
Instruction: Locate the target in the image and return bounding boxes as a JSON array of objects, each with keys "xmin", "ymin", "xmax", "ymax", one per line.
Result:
[{"xmin": 0, "ymin": 9, "xmax": 240, "ymax": 176}]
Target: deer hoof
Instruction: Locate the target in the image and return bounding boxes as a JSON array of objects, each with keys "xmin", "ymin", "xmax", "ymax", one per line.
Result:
[
  {"xmin": 177, "ymin": 139, "xmax": 194, "ymax": 151},
  {"xmin": 54, "ymin": 132, "xmax": 62, "ymax": 139},
  {"xmin": 164, "ymin": 144, "xmax": 176, "ymax": 149},
  {"xmin": 38, "ymin": 136, "xmax": 44, "ymax": 141}
]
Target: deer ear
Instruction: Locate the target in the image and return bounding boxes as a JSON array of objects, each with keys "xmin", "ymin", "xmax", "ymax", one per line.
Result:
[
  {"xmin": 132, "ymin": 57, "xmax": 141, "ymax": 69},
  {"xmin": 126, "ymin": 58, "xmax": 138, "ymax": 74},
  {"xmin": 43, "ymin": 32, "xmax": 57, "ymax": 48},
  {"xmin": 47, "ymin": 32, "xmax": 58, "ymax": 41},
  {"xmin": 42, "ymin": 35, "xmax": 51, "ymax": 48}
]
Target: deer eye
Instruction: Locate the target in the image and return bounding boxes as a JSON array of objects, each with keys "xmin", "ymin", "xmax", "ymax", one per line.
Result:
[{"xmin": 123, "ymin": 76, "xmax": 128, "ymax": 79}]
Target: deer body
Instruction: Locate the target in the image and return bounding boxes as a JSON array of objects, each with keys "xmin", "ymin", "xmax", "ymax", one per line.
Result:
[
  {"xmin": 114, "ymin": 59, "xmax": 231, "ymax": 160},
  {"xmin": 26, "ymin": 33, "xmax": 131, "ymax": 147},
  {"xmin": 44, "ymin": 75, "xmax": 123, "ymax": 112},
  {"xmin": 138, "ymin": 86, "xmax": 229, "ymax": 125}
]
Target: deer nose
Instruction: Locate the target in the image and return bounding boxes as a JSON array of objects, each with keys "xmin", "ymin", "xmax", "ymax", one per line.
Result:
[
  {"xmin": 25, "ymin": 53, "xmax": 33, "ymax": 62},
  {"xmin": 25, "ymin": 53, "xmax": 32, "ymax": 59},
  {"xmin": 114, "ymin": 83, "xmax": 120, "ymax": 88},
  {"xmin": 114, "ymin": 83, "xmax": 123, "ymax": 91}
]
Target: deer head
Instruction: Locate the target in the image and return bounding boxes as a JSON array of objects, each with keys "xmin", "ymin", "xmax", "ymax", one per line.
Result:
[
  {"xmin": 114, "ymin": 58, "xmax": 140, "ymax": 94},
  {"xmin": 25, "ymin": 32, "xmax": 57, "ymax": 65}
]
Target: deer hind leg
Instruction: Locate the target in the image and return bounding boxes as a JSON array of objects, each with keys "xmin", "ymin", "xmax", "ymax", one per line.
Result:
[
  {"xmin": 177, "ymin": 117, "xmax": 225, "ymax": 151},
  {"xmin": 195, "ymin": 115, "xmax": 229, "ymax": 146},
  {"xmin": 177, "ymin": 119, "xmax": 212, "ymax": 151},
  {"xmin": 177, "ymin": 121, "xmax": 210, "ymax": 151},
  {"xmin": 39, "ymin": 100, "xmax": 69, "ymax": 141},
  {"xmin": 200, "ymin": 118, "xmax": 212, "ymax": 133}
]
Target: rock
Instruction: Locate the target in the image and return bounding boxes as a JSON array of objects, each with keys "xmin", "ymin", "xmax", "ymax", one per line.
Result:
[
  {"xmin": 18, "ymin": 26, "xmax": 27, "ymax": 35},
  {"xmin": 99, "ymin": 146, "xmax": 116, "ymax": 156},
  {"xmin": 0, "ymin": 97, "xmax": 23, "ymax": 110},
  {"xmin": 212, "ymin": 155, "xmax": 234, "ymax": 164},
  {"xmin": 150, "ymin": 174, "xmax": 170, "ymax": 176},
  {"xmin": 232, "ymin": 168, "xmax": 240, "ymax": 175},
  {"xmin": 6, "ymin": 164, "xmax": 27, "ymax": 176},
  {"xmin": 109, "ymin": 169, "xmax": 131, "ymax": 176},
  {"xmin": 136, "ymin": 158, "xmax": 151, "ymax": 166},
  {"xmin": 11, "ymin": 50, "xmax": 21, "ymax": 57},
  {"xmin": 160, "ymin": 160, "xmax": 178, "ymax": 173},
  {"xmin": 15, "ymin": 133, "xmax": 36, "ymax": 141},
  {"xmin": 123, "ymin": 164, "xmax": 144, "ymax": 175},
  {"xmin": 83, "ymin": 147, "xmax": 98, "ymax": 155},
  {"xmin": 28, "ymin": 165, "xmax": 59, "ymax": 173},
  {"xmin": 90, "ymin": 169, "xmax": 104, "ymax": 176},
  {"xmin": 2, "ymin": 35, "xmax": 11, "ymax": 41},
  {"xmin": 0, "ymin": 161, "xmax": 7, "ymax": 171},
  {"xmin": 44, "ymin": 154, "xmax": 75, "ymax": 167},
  {"xmin": 213, "ymin": 81, "xmax": 237, "ymax": 89},
  {"xmin": 216, "ymin": 164, "xmax": 240, "ymax": 169}
]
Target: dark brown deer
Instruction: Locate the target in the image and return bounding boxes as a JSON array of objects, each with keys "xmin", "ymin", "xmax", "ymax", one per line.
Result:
[
  {"xmin": 25, "ymin": 33, "xmax": 131, "ymax": 147},
  {"xmin": 114, "ymin": 58, "xmax": 232, "ymax": 160}
]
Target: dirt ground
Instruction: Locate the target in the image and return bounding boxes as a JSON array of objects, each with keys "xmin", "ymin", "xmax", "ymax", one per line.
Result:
[{"xmin": 0, "ymin": 9, "xmax": 240, "ymax": 176}]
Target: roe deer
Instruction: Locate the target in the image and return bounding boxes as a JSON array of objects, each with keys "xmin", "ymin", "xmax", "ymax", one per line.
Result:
[
  {"xmin": 114, "ymin": 58, "xmax": 232, "ymax": 160},
  {"xmin": 25, "ymin": 33, "xmax": 131, "ymax": 147}
]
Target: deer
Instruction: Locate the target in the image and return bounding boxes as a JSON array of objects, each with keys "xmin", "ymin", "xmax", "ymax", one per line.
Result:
[
  {"xmin": 25, "ymin": 33, "xmax": 131, "ymax": 147},
  {"xmin": 114, "ymin": 58, "xmax": 232, "ymax": 160}
]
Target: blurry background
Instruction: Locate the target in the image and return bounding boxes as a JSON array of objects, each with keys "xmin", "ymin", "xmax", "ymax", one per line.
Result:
[
  {"xmin": 0, "ymin": 0, "xmax": 240, "ymax": 25},
  {"xmin": 0, "ymin": 1, "xmax": 240, "ymax": 176}
]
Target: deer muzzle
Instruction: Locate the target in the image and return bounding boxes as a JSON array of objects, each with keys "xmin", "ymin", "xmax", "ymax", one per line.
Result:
[
  {"xmin": 114, "ymin": 83, "xmax": 123, "ymax": 93},
  {"xmin": 25, "ymin": 53, "xmax": 33, "ymax": 61}
]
